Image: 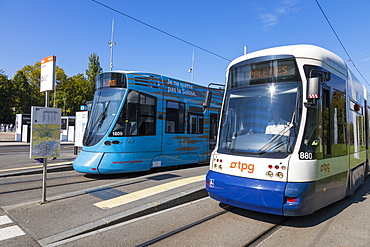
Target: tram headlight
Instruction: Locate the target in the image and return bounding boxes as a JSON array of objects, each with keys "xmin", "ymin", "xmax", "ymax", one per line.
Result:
[
  {"xmin": 276, "ymin": 172, "xmax": 284, "ymax": 179},
  {"xmin": 266, "ymin": 171, "xmax": 274, "ymax": 178}
]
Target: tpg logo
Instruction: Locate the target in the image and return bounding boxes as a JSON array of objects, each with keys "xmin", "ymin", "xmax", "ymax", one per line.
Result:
[{"xmin": 230, "ymin": 162, "xmax": 254, "ymax": 173}]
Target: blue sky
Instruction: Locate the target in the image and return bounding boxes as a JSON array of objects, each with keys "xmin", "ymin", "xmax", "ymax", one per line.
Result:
[{"xmin": 1, "ymin": 0, "xmax": 370, "ymax": 86}]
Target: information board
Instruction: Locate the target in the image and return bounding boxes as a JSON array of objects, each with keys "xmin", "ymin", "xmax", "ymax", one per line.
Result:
[
  {"xmin": 30, "ymin": 107, "xmax": 61, "ymax": 158},
  {"xmin": 75, "ymin": 111, "xmax": 88, "ymax": 147}
]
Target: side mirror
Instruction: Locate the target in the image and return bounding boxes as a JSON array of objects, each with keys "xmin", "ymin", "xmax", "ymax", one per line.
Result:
[
  {"xmin": 307, "ymin": 77, "xmax": 320, "ymax": 100},
  {"xmin": 203, "ymin": 91, "xmax": 213, "ymax": 108},
  {"xmin": 203, "ymin": 82, "xmax": 224, "ymax": 113}
]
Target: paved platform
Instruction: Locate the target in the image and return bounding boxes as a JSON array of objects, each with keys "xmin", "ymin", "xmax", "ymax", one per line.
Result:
[
  {"xmin": 0, "ymin": 131, "xmax": 16, "ymax": 142},
  {"xmin": 0, "ymin": 131, "xmax": 209, "ymax": 246},
  {"xmin": 1, "ymin": 166, "xmax": 208, "ymax": 246},
  {"xmin": 0, "ymin": 132, "xmax": 74, "ymax": 146}
]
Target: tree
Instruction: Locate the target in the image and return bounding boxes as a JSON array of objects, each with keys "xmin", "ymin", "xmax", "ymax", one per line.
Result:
[
  {"xmin": 17, "ymin": 62, "xmax": 69, "ymax": 108},
  {"xmin": 86, "ymin": 53, "xmax": 102, "ymax": 94},
  {"xmin": 19, "ymin": 62, "xmax": 44, "ymax": 107},
  {"xmin": 12, "ymin": 70, "xmax": 32, "ymax": 114},
  {"xmin": 0, "ymin": 53, "xmax": 101, "ymax": 121},
  {"xmin": 0, "ymin": 73, "xmax": 14, "ymax": 123},
  {"xmin": 55, "ymin": 74, "xmax": 92, "ymax": 116}
]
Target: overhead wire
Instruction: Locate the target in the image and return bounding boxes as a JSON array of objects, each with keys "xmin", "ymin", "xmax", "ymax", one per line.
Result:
[
  {"xmin": 315, "ymin": 0, "xmax": 369, "ymax": 85},
  {"xmin": 92, "ymin": 0, "xmax": 232, "ymax": 62}
]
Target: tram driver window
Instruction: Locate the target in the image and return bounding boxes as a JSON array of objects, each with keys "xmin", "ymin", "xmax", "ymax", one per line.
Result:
[{"xmin": 110, "ymin": 90, "xmax": 156, "ymax": 137}]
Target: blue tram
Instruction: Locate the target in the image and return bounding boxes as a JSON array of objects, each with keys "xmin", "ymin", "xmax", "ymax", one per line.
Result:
[
  {"xmin": 73, "ymin": 71, "xmax": 223, "ymax": 174},
  {"xmin": 205, "ymin": 44, "xmax": 370, "ymax": 216}
]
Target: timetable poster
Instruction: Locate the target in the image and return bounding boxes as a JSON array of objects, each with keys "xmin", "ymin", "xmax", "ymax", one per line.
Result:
[{"xmin": 30, "ymin": 107, "xmax": 61, "ymax": 159}]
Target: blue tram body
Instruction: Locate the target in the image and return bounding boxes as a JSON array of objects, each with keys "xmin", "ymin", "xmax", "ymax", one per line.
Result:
[
  {"xmin": 205, "ymin": 45, "xmax": 370, "ymax": 216},
  {"xmin": 73, "ymin": 71, "xmax": 223, "ymax": 174}
]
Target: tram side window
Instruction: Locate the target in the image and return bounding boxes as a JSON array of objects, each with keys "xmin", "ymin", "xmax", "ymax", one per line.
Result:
[
  {"xmin": 110, "ymin": 90, "xmax": 156, "ymax": 137},
  {"xmin": 138, "ymin": 93, "xmax": 156, "ymax": 135},
  {"xmin": 68, "ymin": 118, "xmax": 75, "ymax": 127},
  {"xmin": 300, "ymin": 67, "xmax": 347, "ymax": 160},
  {"xmin": 349, "ymin": 100, "xmax": 365, "ymax": 154},
  {"xmin": 166, "ymin": 101, "xmax": 185, "ymax": 133},
  {"xmin": 188, "ymin": 113, "xmax": 204, "ymax": 134},
  {"xmin": 209, "ymin": 113, "xmax": 218, "ymax": 150},
  {"xmin": 61, "ymin": 119, "xmax": 67, "ymax": 130},
  {"xmin": 322, "ymin": 88, "xmax": 331, "ymax": 157},
  {"xmin": 332, "ymin": 90, "xmax": 347, "ymax": 157}
]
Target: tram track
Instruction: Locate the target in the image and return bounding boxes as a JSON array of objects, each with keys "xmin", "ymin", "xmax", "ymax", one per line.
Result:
[
  {"xmin": 243, "ymin": 217, "xmax": 291, "ymax": 247},
  {"xmin": 132, "ymin": 202, "xmax": 290, "ymax": 247},
  {"xmin": 136, "ymin": 204, "xmax": 234, "ymax": 247}
]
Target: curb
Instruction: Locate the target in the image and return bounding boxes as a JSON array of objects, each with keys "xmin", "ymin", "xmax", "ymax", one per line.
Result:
[{"xmin": 0, "ymin": 164, "xmax": 74, "ymax": 178}]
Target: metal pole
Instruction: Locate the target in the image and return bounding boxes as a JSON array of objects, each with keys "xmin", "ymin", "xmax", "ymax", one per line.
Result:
[
  {"xmin": 41, "ymin": 158, "xmax": 47, "ymax": 203},
  {"xmin": 244, "ymin": 46, "xmax": 248, "ymax": 55},
  {"xmin": 191, "ymin": 52, "xmax": 194, "ymax": 83},
  {"xmin": 40, "ymin": 91, "xmax": 50, "ymax": 204},
  {"xmin": 45, "ymin": 91, "xmax": 50, "ymax": 108},
  {"xmin": 108, "ymin": 19, "xmax": 116, "ymax": 71}
]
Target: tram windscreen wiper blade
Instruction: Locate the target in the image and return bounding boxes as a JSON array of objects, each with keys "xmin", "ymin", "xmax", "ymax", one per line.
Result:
[
  {"xmin": 258, "ymin": 122, "xmax": 293, "ymax": 154},
  {"xmin": 97, "ymin": 101, "xmax": 111, "ymax": 128},
  {"xmin": 84, "ymin": 101, "xmax": 111, "ymax": 145}
]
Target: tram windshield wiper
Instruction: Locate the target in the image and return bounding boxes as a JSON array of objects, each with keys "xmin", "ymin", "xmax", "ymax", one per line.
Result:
[
  {"xmin": 257, "ymin": 122, "xmax": 293, "ymax": 154},
  {"xmin": 97, "ymin": 101, "xmax": 111, "ymax": 128},
  {"xmin": 84, "ymin": 101, "xmax": 111, "ymax": 145}
]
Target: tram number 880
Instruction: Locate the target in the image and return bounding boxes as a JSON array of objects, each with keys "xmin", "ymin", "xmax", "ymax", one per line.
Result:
[{"xmin": 299, "ymin": 152, "xmax": 313, "ymax": 160}]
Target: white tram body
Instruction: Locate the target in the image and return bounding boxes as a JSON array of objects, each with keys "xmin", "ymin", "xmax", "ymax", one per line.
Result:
[{"xmin": 206, "ymin": 44, "xmax": 369, "ymax": 216}]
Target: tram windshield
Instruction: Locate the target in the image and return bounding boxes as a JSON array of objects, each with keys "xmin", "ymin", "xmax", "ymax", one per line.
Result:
[
  {"xmin": 218, "ymin": 82, "xmax": 302, "ymax": 155},
  {"xmin": 218, "ymin": 58, "xmax": 302, "ymax": 155},
  {"xmin": 83, "ymin": 88, "xmax": 126, "ymax": 146}
]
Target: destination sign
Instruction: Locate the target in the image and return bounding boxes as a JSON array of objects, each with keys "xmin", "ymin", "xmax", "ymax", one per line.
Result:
[
  {"xmin": 250, "ymin": 60, "xmax": 296, "ymax": 80},
  {"xmin": 229, "ymin": 59, "xmax": 300, "ymax": 88},
  {"xmin": 250, "ymin": 65, "xmax": 288, "ymax": 78},
  {"xmin": 96, "ymin": 72, "xmax": 127, "ymax": 89},
  {"xmin": 102, "ymin": 79, "xmax": 117, "ymax": 87}
]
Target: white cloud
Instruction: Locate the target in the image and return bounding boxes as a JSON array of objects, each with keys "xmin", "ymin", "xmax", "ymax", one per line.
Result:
[
  {"xmin": 260, "ymin": 13, "xmax": 279, "ymax": 27},
  {"xmin": 362, "ymin": 55, "xmax": 370, "ymax": 62},
  {"xmin": 277, "ymin": 0, "xmax": 299, "ymax": 15},
  {"xmin": 258, "ymin": 0, "xmax": 300, "ymax": 28}
]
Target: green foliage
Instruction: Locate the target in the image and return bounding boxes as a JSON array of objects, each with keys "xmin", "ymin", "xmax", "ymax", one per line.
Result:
[
  {"xmin": 86, "ymin": 53, "xmax": 103, "ymax": 92},
  {"xmin": 55, "ymin": 74, "xmax": 92, "ymax": 116},
  {"xmin": 12, "ymin": 70, "xmax": 32, "ymax": 114},
  {"xmin": 0, "ymin": 73, "xmax": 14, "ymax": 123},
  {"xmin": 1, "ymin": 53, "xmax": 102, "ymax": 123}
]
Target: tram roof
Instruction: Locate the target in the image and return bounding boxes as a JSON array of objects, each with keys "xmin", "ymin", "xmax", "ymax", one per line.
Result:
[
  {"xmin": 98, "ymin": 70, "xmax": 206, "ymax": 87},
  {"xmin": 228, "ymin": 44, "xmax": 347, "ymax": 75}
]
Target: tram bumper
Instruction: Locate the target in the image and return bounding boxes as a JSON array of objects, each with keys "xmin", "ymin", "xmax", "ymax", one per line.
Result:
[
  {"xmin": 206, "ymin": 170, "xmax": 317, "ymax": 216},
  {"xmin": 73, "ymin": 150, "xmax": 154, "ymax": 174},
  {"xmin": 73, "ymin": 151, "xmax": 103, "ymax": 174},
  {"xmin": 206, "ymin": 170, "xmax": 286, "ymax": 215}
]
